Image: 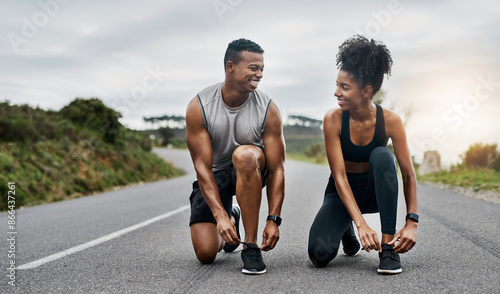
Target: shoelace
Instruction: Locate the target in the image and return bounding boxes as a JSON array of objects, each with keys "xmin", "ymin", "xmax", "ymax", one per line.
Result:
[
  {"xmin": 381, "ymin": 248, "xmax": 399, "ymax": 261},
  {"xmin": 241, "ymin": 242, "xmax": 263, "ymax": 261}
]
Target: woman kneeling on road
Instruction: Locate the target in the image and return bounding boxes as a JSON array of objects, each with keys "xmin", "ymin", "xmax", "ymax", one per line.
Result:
[{"xmin": 308, "ymin": 35, "xmax": 419, "ymax": 274}]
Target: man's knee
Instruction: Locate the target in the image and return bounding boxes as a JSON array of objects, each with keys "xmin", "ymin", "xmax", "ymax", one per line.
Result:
[
  {"xmin": 232, "ymin": 145, "xmax": 265, "ymax": 173},
  {"xmin": 193, "ymin": 244, "xmax": 219, "ymax": 264},
  {"xmin": 190, "ymin": 223, "xmax": 222, "ymax": 264}
]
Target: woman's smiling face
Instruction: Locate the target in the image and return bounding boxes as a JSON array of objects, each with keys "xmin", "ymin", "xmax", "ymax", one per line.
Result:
[{"xmin": 334, "ymin": 70, "xmax": 365, "ymax": 110}]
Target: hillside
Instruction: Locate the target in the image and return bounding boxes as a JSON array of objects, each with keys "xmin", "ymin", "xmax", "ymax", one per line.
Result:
[
  {"xmin": 283, "ymin": 124, "xmax": 323, "ymax": 154},
  {"xmin": 0, "ymin": 99, "xmax": 182, "ymax": 211}
]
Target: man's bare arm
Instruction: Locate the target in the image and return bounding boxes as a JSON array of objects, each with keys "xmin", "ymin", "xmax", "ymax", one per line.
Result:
[
  {"xmin": 261, "ymin": 102, "xmax": 285, "ymax": 251},
  {"xmin": 186, "ymin": 97, "xmax": 239, "ymax": 244}
]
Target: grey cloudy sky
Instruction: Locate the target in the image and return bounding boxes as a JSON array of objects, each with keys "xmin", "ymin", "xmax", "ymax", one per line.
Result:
[{"xmin": 2, "ymin": 0, "xmax": 500, "ymax": 165}]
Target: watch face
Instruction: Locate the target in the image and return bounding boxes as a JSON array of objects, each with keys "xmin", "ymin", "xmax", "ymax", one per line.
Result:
[
  {"xmin": 407, "ymin": 213, "xmax": 419, "ymax": 222},
  {"xmin": 268, "ymin": 215, "xmax": 281, "ymax": 226}
]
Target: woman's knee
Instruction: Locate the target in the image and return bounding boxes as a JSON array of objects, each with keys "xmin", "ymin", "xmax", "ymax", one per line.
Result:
[
  {"xmin": 370, "ymin": 147, "xmax": 399, "ymax": 197},
  {"xmin": 308, "ymin": 234, "xmax": 339, "ymax": 268},
  {"xmin": 308, "ymin": 244, "xmax": 337, "ymax": 267},
  {"xmin": 369, "ymin": 147, "xmax": 395, "ymax": 170}
]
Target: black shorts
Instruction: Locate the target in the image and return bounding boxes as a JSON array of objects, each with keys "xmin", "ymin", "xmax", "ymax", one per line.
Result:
[{"xmin": 189, "ymin": 164, "xmax": 268, "ymax": 226}]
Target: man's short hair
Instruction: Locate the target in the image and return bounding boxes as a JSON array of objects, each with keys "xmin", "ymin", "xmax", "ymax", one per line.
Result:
[{"xmin": 223, "ymin": 38, "xmax": 264, "ymax": 71}]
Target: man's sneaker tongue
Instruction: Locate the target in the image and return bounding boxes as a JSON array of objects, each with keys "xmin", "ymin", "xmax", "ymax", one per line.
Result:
[{"xmin": 242, "ymin": 242, "xmax": 259, "ymax": 249}]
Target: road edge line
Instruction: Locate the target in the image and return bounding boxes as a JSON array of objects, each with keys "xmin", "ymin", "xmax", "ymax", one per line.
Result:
[{"xmin": 17, "ymin": 205, "xmax": 189, "ymax": 270}]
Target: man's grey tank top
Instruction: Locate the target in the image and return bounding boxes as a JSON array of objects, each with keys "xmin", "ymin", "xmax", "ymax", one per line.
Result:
[{"xmin": 196, "ymin": 82, "xmax": 272, "ymax": 171}]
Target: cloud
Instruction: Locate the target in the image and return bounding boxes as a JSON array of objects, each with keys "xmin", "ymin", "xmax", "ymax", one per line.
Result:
[{"xmin": 1, "ymin": 0, "xmax": 499, "ymax": 163}]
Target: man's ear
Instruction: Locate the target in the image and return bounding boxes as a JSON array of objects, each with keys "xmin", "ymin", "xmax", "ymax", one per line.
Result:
[{"xmin": 225, "ymin": 61, "xmax": 234, "ymax": 73}]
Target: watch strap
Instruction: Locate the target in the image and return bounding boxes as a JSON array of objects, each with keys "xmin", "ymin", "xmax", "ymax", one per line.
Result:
[
  {"xmin": 267, "ymin": 215, "xmax": 281, "ymax": 226},
  {"xmin": 406, "ymin": 212, "xmax": 419, "ymax": 223}
]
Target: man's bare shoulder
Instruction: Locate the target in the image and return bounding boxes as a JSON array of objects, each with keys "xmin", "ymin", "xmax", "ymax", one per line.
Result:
[
  {"xmin": 186, "ymin": 96, "xmax": 204, "ymax": 128},
  {"xmin": 263, "ymin": 101, "xmax": 283, "ymax": 132},
  {"xmin": 186, "ymin": 97, "xmax": 200, "ymax": 115}
]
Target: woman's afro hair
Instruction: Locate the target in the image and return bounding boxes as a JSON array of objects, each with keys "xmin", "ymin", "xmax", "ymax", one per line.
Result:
[{"xmin": 336, "ymin": 35, "xmax": 393, "ymax": 95}]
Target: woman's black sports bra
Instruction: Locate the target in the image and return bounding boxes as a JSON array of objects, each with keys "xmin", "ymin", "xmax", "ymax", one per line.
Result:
[{"xmin": 340, "ymin": 103, "xmax": 388, "ymax": 162}]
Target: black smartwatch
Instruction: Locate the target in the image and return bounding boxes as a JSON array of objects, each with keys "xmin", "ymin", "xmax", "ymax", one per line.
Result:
[
  {"xmin": 406, "ymin": 212, "xmax": 419, "ymax": 223},
  {"xmin": 267, "ymin": 215, "xmax": 282, "ymax": 226}
]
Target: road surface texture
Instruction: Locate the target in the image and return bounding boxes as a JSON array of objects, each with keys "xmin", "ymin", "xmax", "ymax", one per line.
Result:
[{"xmin": 1, "ymin": 148, "xmax": 499, "ymax": 293}]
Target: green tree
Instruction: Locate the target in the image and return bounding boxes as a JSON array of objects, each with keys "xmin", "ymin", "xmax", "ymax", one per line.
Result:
[{"xmin": 158, "ymin": 127, "xmax": 175, "ymax": 146}]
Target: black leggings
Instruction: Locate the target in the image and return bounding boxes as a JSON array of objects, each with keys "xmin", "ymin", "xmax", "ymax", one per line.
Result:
[{"xmin": 308, "ymin": 147, "xmax": 398, "ymax": 267}]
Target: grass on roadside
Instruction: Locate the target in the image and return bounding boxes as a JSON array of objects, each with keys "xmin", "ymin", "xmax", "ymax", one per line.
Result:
[
  {"xmin": 286, "ymin": 153, "xmax": 328, "ymax": 165},
  {"xmin": 418, "ymin": 167, "xmax": 500, "ymax": 192}
]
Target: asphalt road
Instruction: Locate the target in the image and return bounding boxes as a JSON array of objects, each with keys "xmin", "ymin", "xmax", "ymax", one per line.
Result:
[{"xmin": 1, "ymin": 148, "xmax": 499, "ymax": 293}]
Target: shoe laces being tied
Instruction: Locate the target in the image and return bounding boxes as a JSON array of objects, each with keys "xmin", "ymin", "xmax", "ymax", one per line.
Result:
[
  {"xmin": 380, "ymin": 245, "xmax": 399, "ymax": 261},
  {"xmin": 242, "ymin": 242, "xmax": 263, "ymax": 260}
]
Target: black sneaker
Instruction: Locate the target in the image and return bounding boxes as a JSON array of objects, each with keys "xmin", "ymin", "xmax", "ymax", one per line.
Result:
[
  {"xmin": 223, "ymin": 205, "xmax": 241, "ymax": 252},
  {"xmin": 378, "ymin": 244, "xmax": 402, "ymax": 274},
  {"xmin": 241, "ymin": 242, "xmax": 266, "ymax": 275},
  {"xmin": 222, "ymin": 204, "xmax": 241, "ymax": 252},
  {"xmin": 342, "ymin": 222, "xmax": 361, "ymax": 256}
]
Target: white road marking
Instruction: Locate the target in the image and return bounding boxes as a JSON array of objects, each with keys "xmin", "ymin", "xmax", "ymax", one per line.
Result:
[{"xmin": 17, "ymin": 205, "xmax": 190, "ymax": 270}]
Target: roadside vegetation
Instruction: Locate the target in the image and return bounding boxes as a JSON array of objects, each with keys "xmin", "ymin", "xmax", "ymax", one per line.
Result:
[
  {"xmin": 0, "ymin": 99, "xmax": 183, "ymax": 211},
  {"xmin": 418, "ymin": 143, "xmax": 500, "ymax": 193}
]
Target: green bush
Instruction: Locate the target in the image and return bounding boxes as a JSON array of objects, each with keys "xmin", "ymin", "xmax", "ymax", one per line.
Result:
[
  {"xmin": 0, "ymin": 102, "xmax": 57, "ymax": 143},
  {"xmin": 60, "ymin": 98, "xmax": 122, "ymax": 144},
  {"xmin": 304, "ymin": 143, "xmax": 325, "ymax": 158},
  {"xmin": 302, "ymin": 143, "xmax": 326, "ymax": 163},
  {"xmin": 462, "ymin": 143, "xmax": 499, "ymax": 170}
]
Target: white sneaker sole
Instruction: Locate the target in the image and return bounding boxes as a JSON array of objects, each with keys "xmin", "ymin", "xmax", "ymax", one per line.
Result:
[
  {"xmin": 242, "ymin": 268, "xmax": 267, "ymax": 275},
  {"xmin": 377, "ymin": 268, "xmax": 402, "ymax": 274},
  {"xmin": 343, "ymin": 246, "xmax": 362, "ymax": 256}
]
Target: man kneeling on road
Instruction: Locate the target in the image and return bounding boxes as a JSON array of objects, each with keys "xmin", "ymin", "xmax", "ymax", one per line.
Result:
[{"xmin": 186, "ymin": 38, "xmax": 285, "ymax": 275}]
